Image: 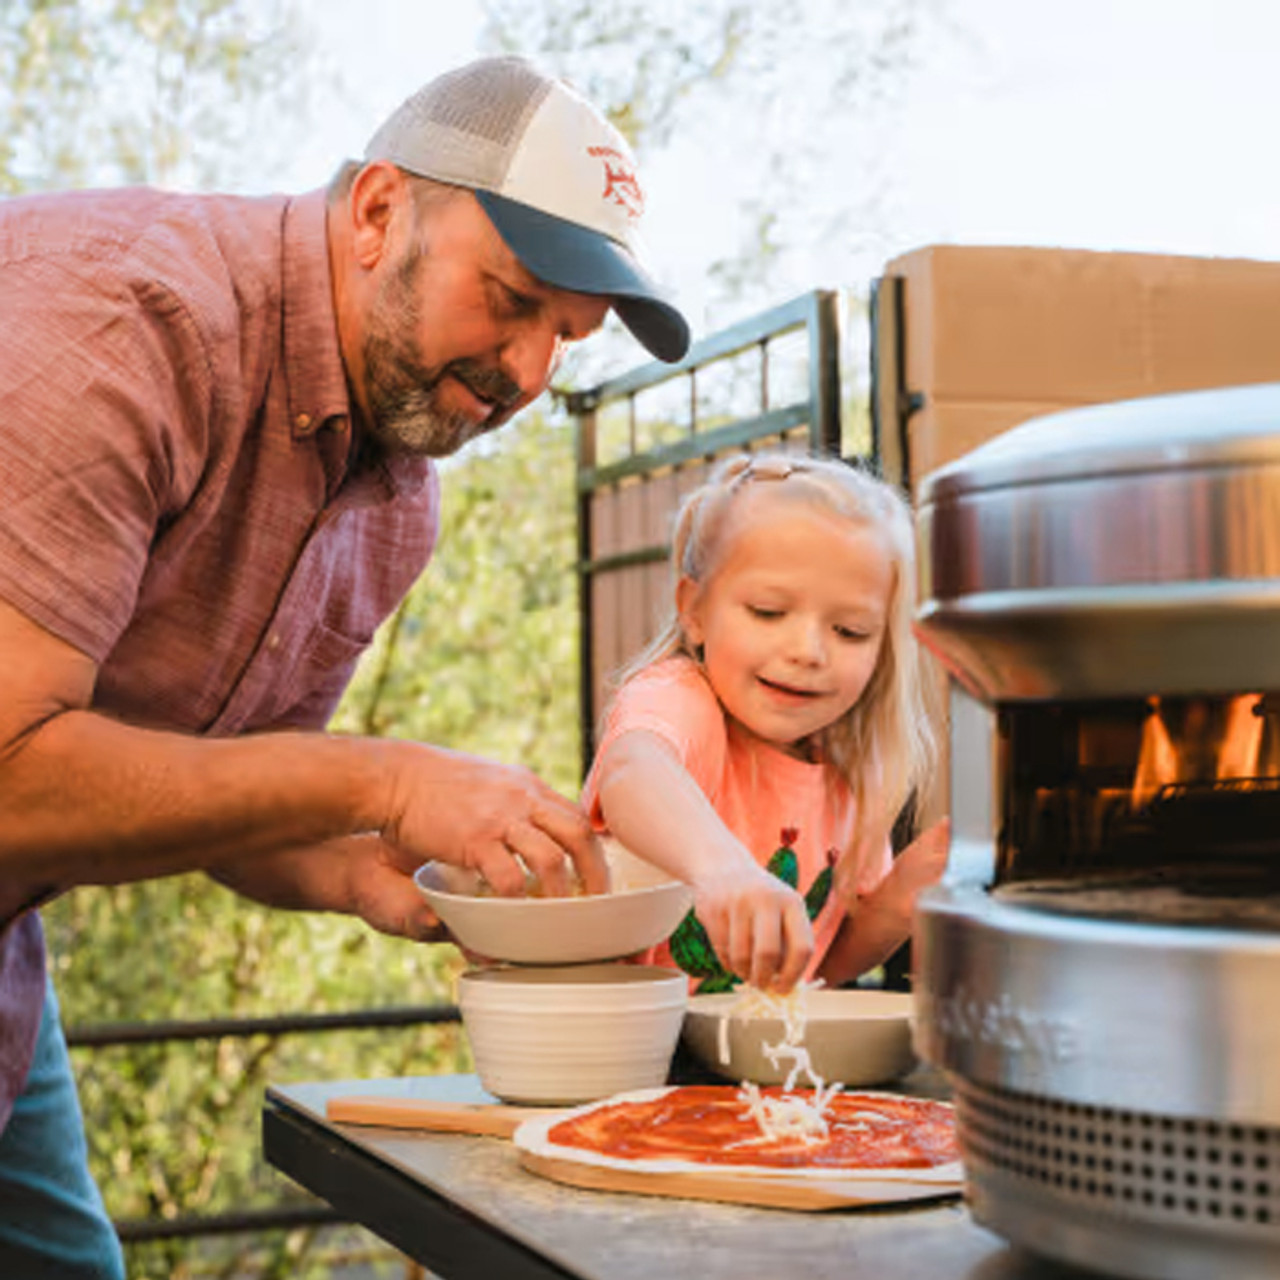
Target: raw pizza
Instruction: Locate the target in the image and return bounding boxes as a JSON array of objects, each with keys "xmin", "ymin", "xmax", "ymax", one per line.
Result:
[{"xmin": 513, "ymin": 1085, "xmax": 963, "ymax": 1209}]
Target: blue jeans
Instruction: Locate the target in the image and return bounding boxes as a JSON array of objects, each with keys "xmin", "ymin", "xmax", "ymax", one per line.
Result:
[{"xmin": 0, "ymin": 975, "xmax": 125, "ymax": 1278}]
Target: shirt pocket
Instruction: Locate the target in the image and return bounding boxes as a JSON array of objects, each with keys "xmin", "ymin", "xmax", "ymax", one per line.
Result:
[
  {"xmin": 208, "ymin": 618, "xmax": 372, "ymax": 735},
  {"xmin": 275, "ymin": 619, "xmax": 374, "ymax": 730}
]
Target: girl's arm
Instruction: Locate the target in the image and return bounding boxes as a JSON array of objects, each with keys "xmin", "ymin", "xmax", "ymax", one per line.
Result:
[
  {"xmin": 816, "ymin": 818, "xmax": 950, "ymax": 987},
  {"xmin": 595, "ymin": 728, "xmax": 814, "ymax": 992}
]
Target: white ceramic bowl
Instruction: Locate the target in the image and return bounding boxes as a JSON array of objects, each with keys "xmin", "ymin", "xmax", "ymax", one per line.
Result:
[
  {"xmin": 413, "ymin": 840, "xmax": 694, "ymax": 965},
  {"xmin": 458, "ymin": 963, "xmax": 688, "ymax": 1104},
  {"xmin": 681, "ymin": 988, "xmax": 917, "ymax": 1087}
]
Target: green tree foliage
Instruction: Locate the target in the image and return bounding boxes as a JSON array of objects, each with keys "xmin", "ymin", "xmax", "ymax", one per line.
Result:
[
  {"xmin": 48, "ymin": 876, "xmax": 470, "ymax": 1278},
  {"xmin": 331, "ymin": 411, "xmax": 584, "ymax": 795},
  {"xmin": 0, "ymin": 0, "xmax": 310, "ymax": 193}
]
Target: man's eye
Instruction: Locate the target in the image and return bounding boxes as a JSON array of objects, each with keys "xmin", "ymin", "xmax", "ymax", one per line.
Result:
[{"xmin": 497, "ymin": 283, "xmax": 538, "ymax": 317}]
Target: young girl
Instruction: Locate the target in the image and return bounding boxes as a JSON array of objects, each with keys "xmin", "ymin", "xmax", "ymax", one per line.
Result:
[{"xmin": 581, "ymin": 451, "xmax": 948, "ymax": 994}]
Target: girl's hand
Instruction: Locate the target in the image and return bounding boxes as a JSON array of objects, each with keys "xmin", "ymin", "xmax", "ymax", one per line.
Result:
[
  {"xmin": 890, "ymin": 817, "xmax": 951, "ymax": 901},
  {"xmin": 692, "ymin": 862, "xmax": 815, "ymax": 993},
  {"xmin": 858, "ymin": 817, "xmax": 951, "ymax": 927},
  {"xmin": 815, "ymin": 819, "xmax": 951, "ymax": 988}
]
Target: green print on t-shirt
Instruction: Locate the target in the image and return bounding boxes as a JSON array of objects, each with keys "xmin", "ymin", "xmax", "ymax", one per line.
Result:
[{"xmin": 668, "ymin": 827, "xmax": 835, "ymax": 993}]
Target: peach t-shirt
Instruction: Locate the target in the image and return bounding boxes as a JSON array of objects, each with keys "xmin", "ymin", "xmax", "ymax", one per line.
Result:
[{"xmin": 581, "ymin": 656, "xmax": 892, "ymax": 984}]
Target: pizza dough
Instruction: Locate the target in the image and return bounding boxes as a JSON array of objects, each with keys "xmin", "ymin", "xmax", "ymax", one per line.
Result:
[{"xmin": 513, "ymin": 1085, "xmax": 964, "ymax": 1208}]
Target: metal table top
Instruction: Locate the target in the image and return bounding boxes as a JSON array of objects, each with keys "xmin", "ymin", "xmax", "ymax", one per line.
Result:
[{"xmin": 263, "ymin": 1073, "xmax": 1099, "ymax": 1280}]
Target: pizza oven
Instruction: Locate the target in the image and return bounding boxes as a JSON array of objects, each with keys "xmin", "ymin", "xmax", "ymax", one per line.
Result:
[{"xmin": 911, "ymin": 382, "xmax": 1280, "ymax": 1280}]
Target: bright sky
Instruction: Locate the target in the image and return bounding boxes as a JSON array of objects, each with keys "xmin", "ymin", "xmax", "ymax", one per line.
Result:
[
  {"xmin": 294, "ymin": 0, "xmax": 1280, "ymax": 340},
  {"xmin": 882, "ymin": 0, "xmax": 1280, "ymax": 263}
]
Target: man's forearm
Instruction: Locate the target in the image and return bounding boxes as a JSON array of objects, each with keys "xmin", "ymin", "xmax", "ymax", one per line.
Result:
[
  {"xmin": 0, "ymin": 594, "xmax": 603, "ymax": 912},
  {"xmin": 0, "ymin": 707, "xmax": 394, "ymax": 891}
]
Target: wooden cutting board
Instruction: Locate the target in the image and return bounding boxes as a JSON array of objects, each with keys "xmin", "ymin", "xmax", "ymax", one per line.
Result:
[
  {"xmin": 515, "ymin": 1146, "xmax": 964, "ymax": 1211},
  {"xmin": 325, "ymin": 1095, "xmax": 559, "ymax": 1138}
]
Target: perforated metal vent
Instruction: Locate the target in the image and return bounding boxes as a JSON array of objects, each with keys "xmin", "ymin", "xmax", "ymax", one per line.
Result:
[{"xmin": 957, "ymin": 1078, "xmax": 1280, "ymax": 1232}]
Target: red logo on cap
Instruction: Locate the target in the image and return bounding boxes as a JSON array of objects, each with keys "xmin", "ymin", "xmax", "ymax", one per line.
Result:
[{"xmin": 588, "ymin": 146, "xmax": 644, "ymax": 219}]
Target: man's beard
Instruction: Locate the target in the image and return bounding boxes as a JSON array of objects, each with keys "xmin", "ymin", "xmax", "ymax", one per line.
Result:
[{"xmin": 361, "ymin": 246, "xmax": 522, "ymax": 458}]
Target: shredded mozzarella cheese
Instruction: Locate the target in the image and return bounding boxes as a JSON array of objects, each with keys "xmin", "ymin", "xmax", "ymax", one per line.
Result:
[{"xmin": 717, "ymin": 981, "xmax": 846, "ymax": 1144}]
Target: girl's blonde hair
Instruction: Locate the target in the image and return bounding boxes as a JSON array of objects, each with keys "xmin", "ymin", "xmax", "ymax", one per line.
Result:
[{"xmin": 617, "ymin": 450, "xmax": 938, "ymax": 885}]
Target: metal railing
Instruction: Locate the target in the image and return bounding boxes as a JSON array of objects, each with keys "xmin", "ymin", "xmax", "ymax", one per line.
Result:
[{"xmin": 66, "ymin": 1003, "xmax": 460, "ymax": 1245}]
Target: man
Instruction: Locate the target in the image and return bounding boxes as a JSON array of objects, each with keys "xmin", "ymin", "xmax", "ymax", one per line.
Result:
[{"xmin": 0, "ymin": 55, "xmax": 689, "ymax": 1275}]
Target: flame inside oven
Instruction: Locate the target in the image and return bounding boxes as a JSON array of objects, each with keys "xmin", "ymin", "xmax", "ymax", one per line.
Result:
[
  {"xmin": 1130, "ymin": 693, "xmax": 1280, "ymax": 806},
  {"xmin": 996, "ymin": 693, "xmax": 1280, "ymax": 926}
]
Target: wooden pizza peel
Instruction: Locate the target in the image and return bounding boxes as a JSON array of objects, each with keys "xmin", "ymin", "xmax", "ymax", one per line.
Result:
[
  {"xmin": 325, "ymin": 1094, "xmax": 553, "ymax": 1138},
  {"xmin": 515, "ymin": 1145, "xmax": 962, "ymax": 1211},
  {"xmin": 326, "ymin": 1093, "xmax": 965, "ymax": 1212}
]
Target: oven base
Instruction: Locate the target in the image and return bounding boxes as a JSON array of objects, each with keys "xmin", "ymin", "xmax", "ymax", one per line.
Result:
[
  {"xmin": 914, "ymin": 886, "xmax": 1280, "ymax": 1124},
  {"xmin": 966, "ymin": 1165, "xmax": 1280, "ymax": 1280},
  {"xmin": 953, "ymin": 1077, "xmax": 1280, "ymax": 1280}
]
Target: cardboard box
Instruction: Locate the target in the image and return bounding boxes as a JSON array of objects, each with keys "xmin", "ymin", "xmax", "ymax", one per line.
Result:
[
  {"xmin": 880, "ymin": 245, "xmax": 1280, "ymax": 489},
  {"xmin": 876, "ymin": 244, "xmax": 1280, "ymax": 831}
]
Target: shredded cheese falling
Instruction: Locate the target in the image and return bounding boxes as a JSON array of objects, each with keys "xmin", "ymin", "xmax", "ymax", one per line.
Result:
[{"xmin": 717, "ymin": 981, "xmax": 846, "ymax": 1146}]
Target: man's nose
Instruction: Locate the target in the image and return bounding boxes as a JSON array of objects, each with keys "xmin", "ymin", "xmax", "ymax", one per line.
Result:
[{"xmin": 501, "ymin": 325, "xmax": 566, "ymax": 401}]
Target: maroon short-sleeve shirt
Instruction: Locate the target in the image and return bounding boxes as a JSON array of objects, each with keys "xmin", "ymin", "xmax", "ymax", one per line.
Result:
[{"xmin": 0, "ymin": 185, "xmax": 441, "ymax": 1127}]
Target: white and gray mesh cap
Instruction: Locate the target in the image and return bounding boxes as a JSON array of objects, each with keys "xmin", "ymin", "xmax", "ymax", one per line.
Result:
[{"xmin": 365, "ymin": 56, "xmax": 691, "ymax": 363}]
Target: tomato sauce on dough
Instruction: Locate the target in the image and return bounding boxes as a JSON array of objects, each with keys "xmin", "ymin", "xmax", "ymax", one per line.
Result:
[{"xmin": 547, "ymin": 1086, "xmax": 959, "ymax": 1170}]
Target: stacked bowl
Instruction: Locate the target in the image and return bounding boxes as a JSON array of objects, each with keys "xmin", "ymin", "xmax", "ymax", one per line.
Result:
[{"xmin": 415, "ymin": 841, "xmax": 693, "ymax": 1104}]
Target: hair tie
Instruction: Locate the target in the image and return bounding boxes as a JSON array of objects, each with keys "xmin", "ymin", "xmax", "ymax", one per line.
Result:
[{"xmin": 729, "ymin": 456, "xmax": 803, "ymax": 487}]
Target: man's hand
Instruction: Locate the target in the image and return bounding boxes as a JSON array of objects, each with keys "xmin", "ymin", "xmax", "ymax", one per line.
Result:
[
  {"xmin": 210, "ymin": 833, "xmax": 449, "ymax": 941},
  {"xmin": 381, "ymin": 745, "xmax": 608, "ymax": 898},
  {"xmin": 0, "ymin": 597, "xmax": 606, "ymax": 926}
]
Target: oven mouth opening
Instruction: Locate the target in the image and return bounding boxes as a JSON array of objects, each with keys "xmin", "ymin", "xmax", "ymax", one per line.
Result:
[{"xmin": 995, "ymin": 697, "xmax": 1280, "ymax": 927}]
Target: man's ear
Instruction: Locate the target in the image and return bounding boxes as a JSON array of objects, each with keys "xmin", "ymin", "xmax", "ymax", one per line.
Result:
[
  {"xmin": 676, "ymin": 575, "xmax": 704, "ymax": 647},
  {"xmin": 347, "ymin": 162, "xmax": 408, "ymax": 270}
]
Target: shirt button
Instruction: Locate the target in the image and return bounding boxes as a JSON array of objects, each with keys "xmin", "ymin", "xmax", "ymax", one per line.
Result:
[
  {"xmin": 267, "ymin": 632, "xmax": 282, "ymax": 651},
  {"xmin": 295, "ymin": 413, "xmax": 312, "ymax": 430}
]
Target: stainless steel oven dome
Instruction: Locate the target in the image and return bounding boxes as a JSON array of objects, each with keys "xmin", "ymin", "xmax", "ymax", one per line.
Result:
[
  {"xmin": 913, "ymin": 382, "xmax": 1280, "ymax": 1279},
  {"xmin": 916, "ymin": 382, "xmax": 1280, "ymax": 701}
]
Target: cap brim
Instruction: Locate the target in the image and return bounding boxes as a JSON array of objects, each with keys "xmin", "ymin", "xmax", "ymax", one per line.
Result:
[{"xmin": 476, "ymin": 190, "xmax": 690, "ymax": 363}]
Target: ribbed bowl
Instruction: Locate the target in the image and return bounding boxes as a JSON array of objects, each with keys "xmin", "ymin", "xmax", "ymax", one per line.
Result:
[{"xmin": 457, "ymin": 963, "xmax": 688, "ymax": 1105}]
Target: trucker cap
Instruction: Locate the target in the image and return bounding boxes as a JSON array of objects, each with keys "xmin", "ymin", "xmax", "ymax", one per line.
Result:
[{"xmin": 364, "ymin": 56, "xmax": 691, "ymax": 363}]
